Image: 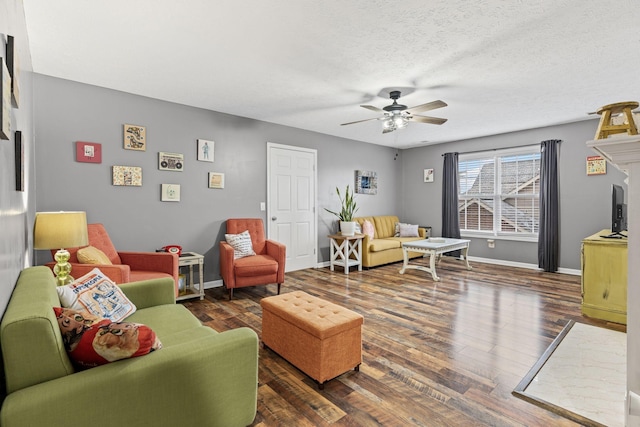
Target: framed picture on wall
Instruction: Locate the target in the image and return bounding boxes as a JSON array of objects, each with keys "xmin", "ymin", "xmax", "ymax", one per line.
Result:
[
  {"xmin": 76, "ymin": 141, "xmax": 102, "ymax": 163},
  {"xmin": 123, "ymin": 124, "xmax": 146, "ymax": 151},
  {"xmin": 0, "ymin": 58, "xmax": 11, "ymax": 140},
  {"xmin": 355, "ymin": 170, "xmax": 377, "ymax": 195},
  {"xmin": 197, "ymin": 139, "xmax": 214, "ymax": 162},
  {"xmin": 161, "ymin": 184, "xmax": 181, "ymax": 202},
  {"xmin": 159, "ymin": 152, "xmax": 184, "ymax": 171},
  {"xmin": 208, "ymin": 172, "xmax": 224, "ymax": 189},
  {"xmin": 586, "ymin": 155, "xmax": 606, "ymax": 176},
  {"xmin": 6, "ymin": 35, "xmax": 20, "ymax": 108},
  {"xmin": 15, "ymin": 130, "xmax": 23, "ymax": 191},
  {"xmin": 112, "ymin": 166, "xmax": 142, "ymax": 186},
  {"xmin": 424, "ymin": 168, "xmax": 434, "ymax": 182}
]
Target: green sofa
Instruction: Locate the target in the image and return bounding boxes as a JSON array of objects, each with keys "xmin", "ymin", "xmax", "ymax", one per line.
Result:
[{"xmin": 0, "ymin": 266, "xmax": 258, "ymax": 427}]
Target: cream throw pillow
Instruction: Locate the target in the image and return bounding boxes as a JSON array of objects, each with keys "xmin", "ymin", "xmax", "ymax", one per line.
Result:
[
  {"xmin": 399, "ymin": 223, "xmax": 419, "ymax": 237},
  {"xmin": 57, "ymin": 268, "xmax": 136, "ymax": 322},
  {"xmin": 225, "ymin": 230, "xmax": 256, "ymax": 259},
  {"xmin": 77, "ymin": 246, "xmax": 112, "ymax": 265}
]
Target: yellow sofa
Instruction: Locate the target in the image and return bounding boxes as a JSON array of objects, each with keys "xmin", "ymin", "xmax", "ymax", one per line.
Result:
[{"xmin": 353, "ymin": 215, "xmax": 427, "ymax": 268}]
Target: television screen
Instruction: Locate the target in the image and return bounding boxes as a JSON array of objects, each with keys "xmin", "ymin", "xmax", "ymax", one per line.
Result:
[{"xmin": 609, "ymin": 184, "xmax": 627, "ymax": 237}]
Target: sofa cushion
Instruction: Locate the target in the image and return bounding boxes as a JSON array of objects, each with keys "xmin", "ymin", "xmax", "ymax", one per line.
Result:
[
  {"xmin": 57, "ymin": 268, "xmax": 136, "ymax": 322},
  {"xmin": 77, "ymin": 246, "xmax": 113, "ymax": 265},
  {"xmin": 373, "ymin": 216, "xmax": 400, "ymax": 238},
  {"xmin": 368, "ymin": 238, "xmax": 401, "ymax": 252},
  {"xmin": 225, "ymin": 230, "xmax": 256, "ymax": 259},
  {"xmin": 234, "ymin": 254, "xmax": 278, "ymax": 277},
  {"xmin": 126, "ymin": 304, "xmax": 203, "ymax": 337}
]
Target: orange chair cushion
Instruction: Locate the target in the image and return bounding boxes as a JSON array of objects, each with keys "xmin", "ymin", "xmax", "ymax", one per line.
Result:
[{"xmin": 234, "ymin": 255, "xmax": 278, "ymax": 277}]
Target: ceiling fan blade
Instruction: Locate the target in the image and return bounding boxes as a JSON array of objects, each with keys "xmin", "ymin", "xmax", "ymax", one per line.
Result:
[
  {"xmin": 340, "ymin": 117, "xmax": 380, "ymax": 126},
  {"xmin": 406, "ymin": 100, "xmax": 447, "ymax": 114},
  {"xmin": 361, "ymin": 105, "xmax": 386, "ymax": 113},
  {"xmin": 410, "ymin": 115, "xmax": 448, "ymax": 125}
]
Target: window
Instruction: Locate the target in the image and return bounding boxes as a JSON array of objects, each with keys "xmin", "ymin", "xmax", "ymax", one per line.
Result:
[{"xmin": 458, "ymin": 146, "xmax": 540, "ymax": 239}]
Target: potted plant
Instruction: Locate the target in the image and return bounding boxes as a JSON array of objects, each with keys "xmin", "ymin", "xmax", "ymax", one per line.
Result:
[{"xmin": 325, "ymin": 185, "xmax": 359, "ymax": 236}]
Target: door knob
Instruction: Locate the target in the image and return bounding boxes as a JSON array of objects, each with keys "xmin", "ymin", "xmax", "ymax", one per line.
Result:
[{"xmin": 272, "ymin": 216, "xmax": 277, "ymax": 221}]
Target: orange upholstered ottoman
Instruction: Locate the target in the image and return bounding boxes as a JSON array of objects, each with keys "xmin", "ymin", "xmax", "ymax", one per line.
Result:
[{"xmin": 260, "ymin": 291, "xmax": 363, "ymax": 389}]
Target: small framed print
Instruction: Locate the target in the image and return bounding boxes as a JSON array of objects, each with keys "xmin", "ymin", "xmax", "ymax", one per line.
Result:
[
  {"xmin": 586, "ymin": 155, "xmax": 606, "ymax": 176},
  {"xmin": 7, "ymin": 35, "xmax": 19, "ymax": 108},
  {"xmin": 424, "ymin": 168, "xmax": 434, "ymax": 182},
  {"xmin": 159, "ymin": 152, "xmax": 184, "ymax": 171},
  {"xmin": 123, "ymin": 124, "xmax": 146, "ymax": 151},
  {"xmin": 112, "ymin": 166, "xmax": 142, "ymax": 186},
  {"xmin": 161, "ymin": 184, "xmax": 181, "ymax": 202},
  {"xmin": 0, "ymin": 58, "xmax": 10, "ymax": 140},
  {"xmin": 76, "ymin": 141, "xmax": 102, "ymax": 163},
  {"xmin": 208, "ymin": 172, "xmax": 225, "ymax": 189},
  {"xmin": 15, "ymin": 130, "xmax": 23, "ymax": 191},
  {"xmin": 355, "ymin": 170, "xmax": 377, "ymax": 195},
  {"xmin": 197, "ymin": 139, "xmax": 214, "ymax": 162}
]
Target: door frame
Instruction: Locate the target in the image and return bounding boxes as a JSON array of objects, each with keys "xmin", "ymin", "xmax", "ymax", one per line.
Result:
[{"xmin": 266, "ymin": 142, "xmax": 318, "ymax": 271}]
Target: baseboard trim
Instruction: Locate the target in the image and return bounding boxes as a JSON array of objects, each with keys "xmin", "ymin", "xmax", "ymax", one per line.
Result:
[
  {"xmin": 204, "ymin": 279, "xmax": 223, "ymax": 289},
  {"xmin": 315, "ymin": 258, "xmax": 580, "ymax": 276},
  {"xmin": 467, "ymin": 256, "xmax": 581, "ymax": 276}
]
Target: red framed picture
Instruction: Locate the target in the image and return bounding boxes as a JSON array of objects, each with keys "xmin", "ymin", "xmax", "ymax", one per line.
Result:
[{"xmin": 76, "ymin": 141, "xmax": 102, "ymax": 163}]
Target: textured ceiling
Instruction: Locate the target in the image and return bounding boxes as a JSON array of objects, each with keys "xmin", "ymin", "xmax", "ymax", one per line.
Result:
[{"xmin": 22, "ymin": 0, "xmax": 640, "ymax": 148}]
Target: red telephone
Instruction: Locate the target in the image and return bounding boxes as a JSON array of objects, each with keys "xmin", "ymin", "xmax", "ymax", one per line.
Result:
[{"xmin": 162, "ymin": 245, "xmax": 182, "ymax": 256}]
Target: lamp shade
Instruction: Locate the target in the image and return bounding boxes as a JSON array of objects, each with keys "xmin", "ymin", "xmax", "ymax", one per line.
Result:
[{"xmin": 33, "ymin": 211, "xmax": 89, "ymax": 249}]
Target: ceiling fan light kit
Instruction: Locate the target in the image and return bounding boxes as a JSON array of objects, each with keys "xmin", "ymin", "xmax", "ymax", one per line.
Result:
[{"xmin": 341, "ymin": 90, "xmax": 448, "ymax": 134}]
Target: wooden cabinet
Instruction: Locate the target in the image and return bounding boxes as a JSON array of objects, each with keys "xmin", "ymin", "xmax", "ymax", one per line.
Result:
[{"xmin": 581, "ymin": 229, "xmax": 628, "ymax": 324}]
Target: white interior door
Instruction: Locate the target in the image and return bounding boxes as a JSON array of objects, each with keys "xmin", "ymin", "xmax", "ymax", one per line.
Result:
[{"xmin": 267, "ymin": 143, "xmax": 317, "ymax": 272}]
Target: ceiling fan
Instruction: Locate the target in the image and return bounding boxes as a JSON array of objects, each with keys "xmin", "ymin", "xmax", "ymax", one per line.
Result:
[{"xmin": 341, "ymin": 90, "xmax": 448, "ymax": 133}]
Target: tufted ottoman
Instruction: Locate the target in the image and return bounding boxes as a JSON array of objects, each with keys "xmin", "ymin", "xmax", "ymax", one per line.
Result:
[{"xmin": 260, "ymin": 291, "xmax": 363, "ymax": 389}]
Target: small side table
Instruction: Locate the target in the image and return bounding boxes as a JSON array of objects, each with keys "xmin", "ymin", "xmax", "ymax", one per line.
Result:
[
  {"xmin": 328, "ymin": 233, "xmax": 364, "ymax": 275},
  {"xmin": 177, "ymin": 252, "xmax": 205, "ymax": 301}
]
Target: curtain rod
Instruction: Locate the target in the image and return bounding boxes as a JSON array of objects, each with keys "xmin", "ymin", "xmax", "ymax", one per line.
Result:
[{"xmin": 441, "ymin": 140, "xmax": 560, "ymax": 156}]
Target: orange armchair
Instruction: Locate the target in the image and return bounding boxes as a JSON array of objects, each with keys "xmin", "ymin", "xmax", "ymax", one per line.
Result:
[
  {"xmin": 47, "ymin": 223, "xmax": 179, "ymax": 296},
  {"xmin": 220, "ymin": 218, "xmax": 286, "ymax": 300}
]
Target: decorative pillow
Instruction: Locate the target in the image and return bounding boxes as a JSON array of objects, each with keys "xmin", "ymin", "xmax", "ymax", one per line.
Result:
[
  {"xmin": 394, "ymin": 222, "xmax": 400, "ymax": 237},
  {"xmin": 399, "ymin": 223, "xmax": 420, "ymax": 237},
  {"xmin": 354, "ymin": 223, "xmax": 362, "ymax": 234},
  {"xmin": 57, "ymin": 268, "xmax": 136, "ymax": 322},
  {"xmin": 54, "ymin": 307, "xmax": 162, "ymax": 369},
  {"xmin": 225, "ymin": 230, "xmax": 256, "ymax": 259},
  {"xmin": 362, "ymin": 220, "xmax": 375, "ymax": 239},
  {"xmin": 53, "ymin": 307, "xmax": 103, "ymax": 352},
  {"xmin": 77, "ymin": 246, "xmax": 112, "ymax": 265}
]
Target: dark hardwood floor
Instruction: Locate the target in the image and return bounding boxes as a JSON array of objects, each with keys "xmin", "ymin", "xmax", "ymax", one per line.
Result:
[{"xmin": 182, "ymin": 256, "xmax": 626, "ymax": 426}]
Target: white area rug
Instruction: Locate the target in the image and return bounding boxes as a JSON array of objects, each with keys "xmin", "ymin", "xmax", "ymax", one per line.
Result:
[{"xmin": 513, "ymin": 321, "xmax": 626, "ymax": 427}]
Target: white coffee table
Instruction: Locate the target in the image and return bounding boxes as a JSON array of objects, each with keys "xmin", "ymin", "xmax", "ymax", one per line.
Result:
[{"xmin": 399, "ymin": 238, "xmax": 472, "ymax": 281}]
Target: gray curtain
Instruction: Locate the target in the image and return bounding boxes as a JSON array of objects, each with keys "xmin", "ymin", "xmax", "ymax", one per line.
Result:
[
  {"xmin": 442, "ymin": 152, "xmax": 461, "ymax": 257},
  {"xmin": 538, "ymin": 139, "xmax": 561, "ymax": 272}
]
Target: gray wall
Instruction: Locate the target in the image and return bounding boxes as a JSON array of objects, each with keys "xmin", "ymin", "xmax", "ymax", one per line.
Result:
[
  {"xmin": 33, "ymin": 75, "xmax": 402, "ymax": 281},
  {"xmin": 400, "ymin": 120, "xmax": 627, "ymax": 270},
  {"xmin": 31, "ymin": 80, "xmax": 626, "ymax": 278},
  {"xmin": 0, "ymin": 0, "xmax": 34, "ymax": 314}
]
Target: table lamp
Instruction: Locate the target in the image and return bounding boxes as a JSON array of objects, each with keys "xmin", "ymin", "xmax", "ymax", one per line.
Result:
[{"xmin": 34, "ymin": 211, "xmax": 89, "ymax": 286}]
